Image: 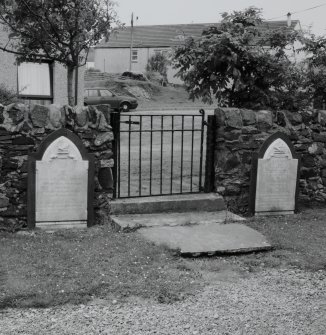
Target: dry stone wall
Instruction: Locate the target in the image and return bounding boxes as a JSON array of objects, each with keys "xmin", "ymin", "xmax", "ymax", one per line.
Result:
[
  {"xmin": 0, "ymin": 103, "xmax": 114, "ymax": 231},
  {"xmin": 214, "ymin": 108, "xmax": 326, "ymax": 214}
]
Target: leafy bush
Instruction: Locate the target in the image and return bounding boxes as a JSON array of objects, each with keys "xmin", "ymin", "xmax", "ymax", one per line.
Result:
[
  {"xmin": 145, "ymin": 71, "xmax": 166, "ymax": 85},
  {"xmin": 0, "ymin": 84, "xmax": 17, "ymax": 105},
  {"xmin": 172, "ymin": 7, "xmax": 310, "ymax": 111},
  {"xmin": 302, "ymin": 35, "xmax": 326, "ymax": 109},
  {"xmin": 85, "ymin": 68, "xmax": 101, "ymax": 73},
  {"xmin": 146, "ymin": 53, "xmax": 169, "ymax": 79}
]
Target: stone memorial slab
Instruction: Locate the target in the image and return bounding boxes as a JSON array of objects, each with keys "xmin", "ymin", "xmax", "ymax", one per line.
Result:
[
  {"xmin": 28, "ymin": 129, "xmax": 94, "ymax": 228},
  {"xmin": 250, "ymin": 132, "xmax": 300, "ymax": 216}
]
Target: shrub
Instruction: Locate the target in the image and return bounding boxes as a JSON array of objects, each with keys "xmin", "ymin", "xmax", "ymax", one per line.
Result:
[
  {"xmin": 85, "ymin": 67, "xmax": 101, "ymax": 73},
  {"xmin": 146, "ymin": 53, "xmax": 169, "ymax": 79},
  {"xmin": 0, "ymin": 84, "xmax": 17, "ymax": 105}
]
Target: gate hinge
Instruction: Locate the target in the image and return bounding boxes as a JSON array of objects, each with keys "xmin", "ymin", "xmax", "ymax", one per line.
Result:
[{"xmin": 203, "ymin": 121, "xmax": 208, "ymax": 126}]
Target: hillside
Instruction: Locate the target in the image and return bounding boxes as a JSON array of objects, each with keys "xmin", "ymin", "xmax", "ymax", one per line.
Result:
[{"xmin": 84, "ymin": 71, "xmax": 209, "ymax": 110}]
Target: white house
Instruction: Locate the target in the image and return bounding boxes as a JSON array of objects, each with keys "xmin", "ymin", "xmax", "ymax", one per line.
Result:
[
  {"xmin": 94, "ymin": 20, "xmax": 301, "ymax": 85},
  {"xmin": 0, "ymin": 23, "xmax": 85, "ymax": 107}
]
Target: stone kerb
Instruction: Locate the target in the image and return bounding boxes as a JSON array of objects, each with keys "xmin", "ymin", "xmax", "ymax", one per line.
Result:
[
  {"xmin": 0, "ymin": 103, "xmax": 114, "ymax": 231},
  {"xmin": 214, "ymin": 107, "xmax": 326, "ymax": 214}
]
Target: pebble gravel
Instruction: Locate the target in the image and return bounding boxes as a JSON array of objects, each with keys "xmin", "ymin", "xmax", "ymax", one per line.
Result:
[{"xmin": 1, "ymin": 268, "xmax": 325, "ymax": 335}]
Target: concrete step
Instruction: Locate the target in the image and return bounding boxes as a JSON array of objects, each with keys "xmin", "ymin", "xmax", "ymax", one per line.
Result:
[
  {"xmin": 36, "ymin": 222, "xmax": 87, "ymax": 231},
  {"xmin": 111, "ymin": 210, "xmax": 244, "ymax": 232},
  {"xmin": 110, "ymin": 193, "xmax": 225, "ymax": 215}
]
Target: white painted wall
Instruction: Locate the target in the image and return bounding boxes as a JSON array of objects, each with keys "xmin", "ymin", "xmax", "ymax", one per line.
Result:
[
  {"xmin": 94, "ymin": 47, "xmax": 183, "ymax": 85},
  {"xmin": 53, "ymin": 63, "xmax": 85, "ymax": 107}
]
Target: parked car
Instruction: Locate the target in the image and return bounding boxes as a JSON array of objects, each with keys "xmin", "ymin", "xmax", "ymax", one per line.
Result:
[
  {"xmin": 84, "ymin": 88, "xmax": 138, "ymax": 112},
  {"xmin": 120, "ymin": 71, "xmax": 148, "ymax": 81}
]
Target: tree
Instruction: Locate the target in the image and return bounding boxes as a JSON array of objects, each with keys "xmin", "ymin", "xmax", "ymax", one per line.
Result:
[
  {"xmin": 172, "ymin": 7, "xmax": 305, "ymax": 110},
  {"xmin": 301, "ymin": 35, "xmax": 326, "ymax": 108},
  {"xmin": 0, "ymin": 0, "xmax": 121, "ymax": 105}
]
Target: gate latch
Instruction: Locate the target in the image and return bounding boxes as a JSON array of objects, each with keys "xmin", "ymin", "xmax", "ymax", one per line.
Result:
[{"xmin": 121, "ymin": 121, "xmax": 140, "ymax": 125}]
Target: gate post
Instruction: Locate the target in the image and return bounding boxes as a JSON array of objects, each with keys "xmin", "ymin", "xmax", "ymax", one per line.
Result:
[
  {"xmin": 111, "ymin": 112, "xmax": 120, "ymax": 199},
  {"xmin": 204, "ymin": 114, "xmax": 216, "ymax": 193}
]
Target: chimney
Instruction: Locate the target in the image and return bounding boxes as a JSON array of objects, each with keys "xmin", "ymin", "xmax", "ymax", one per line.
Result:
[{"xmin": 287, "ymin": 12, "xmax": 292, "ymax": 27}]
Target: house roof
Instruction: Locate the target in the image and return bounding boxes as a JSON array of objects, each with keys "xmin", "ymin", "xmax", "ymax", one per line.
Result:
[{"xmin": 96, "ymin": 21, "xmax": 300, "ymax": 49}]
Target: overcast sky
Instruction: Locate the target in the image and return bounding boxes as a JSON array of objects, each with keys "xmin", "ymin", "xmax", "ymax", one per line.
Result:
[{"xmin": 115, "ymin": 0, "xmax": 326, "ymax": 35}]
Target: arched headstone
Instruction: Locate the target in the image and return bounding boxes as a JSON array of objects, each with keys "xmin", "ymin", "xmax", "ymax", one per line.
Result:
[
  {"xmin": 28, "ymin": 129, "xmax": 94, "ymax": 228},
  {"xmin": 249, "ymin": 132, "xmax": 300, "ymax": 216}
]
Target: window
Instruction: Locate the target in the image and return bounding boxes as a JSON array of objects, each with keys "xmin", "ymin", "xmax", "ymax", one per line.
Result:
[
  {"xmin": 154, "ymin": 49, "xmax": 169, "ymax": 57},
  {"xmin": 131, "ymin": 50, "xmax": 138, "ymax": 63},
  {"xmin": 100, "ymin": 90, "xmax": 113, "ymax": 97},
  {"xmin": 18, "ymin": 62, "xmax": 52, "ymax": 99},
  {"xmin": 88, "ymin": 90, "xmax": 99, "ymax": 97}
]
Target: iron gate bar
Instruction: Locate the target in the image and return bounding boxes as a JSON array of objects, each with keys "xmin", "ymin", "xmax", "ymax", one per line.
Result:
[
  {"xmin": 180, "ymin": 115, "xmax": 184, "ymax": 192},
  {"xmin": 190, "ymin": 115, "xmax": 195, "ymax": 192},
  {"xmin": 139, "ymin": 115, "xmax": 142, "ymax": 196},
  {"xmin": 199, "ymin": 109, "xmax": 205, "ymax": 191},
  {"xmin": 118, "ymin": 129, "xmax": 203, "ymax": 133},
  {"xmin": 150, "ymin": 115, "xmax": 153, "ymax": 196},
  {"xmin": 121, "ymin": 120, "xmax": 140, "ymax": 124},
  {"xmin": 128, "ymin": 115, "xmax": 131, "ymax": 197},
  {"xmin": 160, "ymin": 115, "xmax": 164, "ymax": 194},
  {"xmin": 118, "ymin": 127, "xmax": 121, "ymax": 198},
  {"xmin": 111, "ymin": 112, "xmax": 118, "ymax": 199},
  {"xmin": 112, "ymin": 111, "xmax": 121, "ymax": 199},
  {"xmin": 170, "ymin": 115, "xmax": 174, "ymax": 194},
  {"xmin": 119, "ymin": 191, "xmax": 206, "ymax": 199}
]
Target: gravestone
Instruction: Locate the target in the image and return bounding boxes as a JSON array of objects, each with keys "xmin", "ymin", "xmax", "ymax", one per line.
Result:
[
  {"xmin": 28, "ymin": 129, "xmax": 94, "ymax": 228},
  {"xmin": 249, "ymin": 132, "xmax": 300, "ymax": 216}
]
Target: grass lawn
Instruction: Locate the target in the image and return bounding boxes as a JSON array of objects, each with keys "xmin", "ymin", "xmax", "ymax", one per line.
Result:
[
  {"xmin": 0, "ymin": 206, "xmax": 325, "ymax": 310},
  {"xmin": 0, "ymin": 226, "xmax": 200, "ymax": 309}
]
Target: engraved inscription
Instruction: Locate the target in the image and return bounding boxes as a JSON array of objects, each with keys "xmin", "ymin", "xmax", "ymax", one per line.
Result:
[
  {"xmin": 263, "ymin": 138, "xmax": 292, "ymax": 160},
  {"xmin": 50, "ymin": 139, "xmax": 75, "ymax": 160},
  {"xmin": 42, "ymin": 136, "xmax": 82, "ymax": 162},
  {"xmin": 36, "ymin": 160, "xmax": 88, "ymax": 223}
]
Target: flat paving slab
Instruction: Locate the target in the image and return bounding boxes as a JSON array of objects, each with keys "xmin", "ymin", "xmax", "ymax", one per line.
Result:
[
  {"xmin": 111, "ymin": 210, "xmax": 244, "ymax": 231},
  {"xmin": 138, "ymin": 222, "xmax": 272, "ymax": 255}
]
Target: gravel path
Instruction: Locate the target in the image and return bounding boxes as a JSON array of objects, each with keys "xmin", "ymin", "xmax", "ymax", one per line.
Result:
[{"xmin": 1, "ymin": 268, "xmax": 325, "ymax": 335}]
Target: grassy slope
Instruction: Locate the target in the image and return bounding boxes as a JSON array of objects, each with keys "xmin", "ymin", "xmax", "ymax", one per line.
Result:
[
  {"xmin": 0, "ymin": 207, "xmax": 325, "ymax": 309},
  {"xmin": 85, "ymin": 77, "xmax": 209, "ymax": 110}
]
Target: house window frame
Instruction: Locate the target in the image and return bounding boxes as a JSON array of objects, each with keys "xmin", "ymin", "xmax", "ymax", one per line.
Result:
[
  {"xmin": 154, "ymin": 48, "xmax": 169, "ymax": 57},
  {"xmin": 131, "ymin": 49, "xmax": 138, "ymax": 63},
  {"xmin": 17, "ymin": 60, "xmax": 54, "ymax": 102}
]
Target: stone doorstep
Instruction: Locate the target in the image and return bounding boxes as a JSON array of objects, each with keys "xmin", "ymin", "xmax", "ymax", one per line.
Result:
[
  {"xmin": 111, "ymin": 210, "xmax": 245, "ymax": 232},
  {"xmin": 138, "ymin": 222, "xmax": 272, "ymax": 255},
  {"xmin": 110, "ymin": 193, "xmax": 225, "ymax": 215},
  {"xmin": 255, "ymin": 210, "xmax": 294, "ymax": 216}
]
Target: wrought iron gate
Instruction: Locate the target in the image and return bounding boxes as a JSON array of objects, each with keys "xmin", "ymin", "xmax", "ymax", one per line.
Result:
[{"xmin": 112, "ymin": 110, "xmax": 210, "ymax": 199}]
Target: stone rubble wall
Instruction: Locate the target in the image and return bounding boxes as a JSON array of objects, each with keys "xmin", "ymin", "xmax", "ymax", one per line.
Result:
[
  {"xmin": 0, "ymin": 103, "xmax": 114, "ymax": 231},
  {"xmin": 214, "ymin": 108, "xmax": 326, "ymax": 214}
]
